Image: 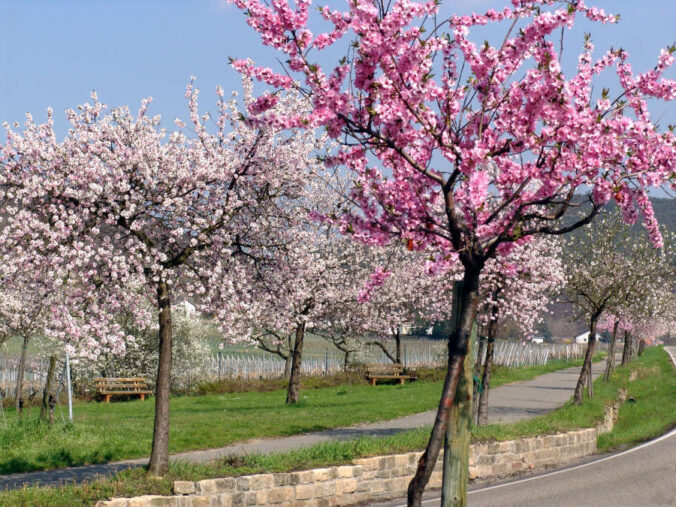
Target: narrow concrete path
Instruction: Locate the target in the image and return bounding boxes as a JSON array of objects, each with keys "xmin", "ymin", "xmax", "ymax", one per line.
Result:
[{"xmin": 0, "ymin": 358, "xmax": 606, "ymax": 490}]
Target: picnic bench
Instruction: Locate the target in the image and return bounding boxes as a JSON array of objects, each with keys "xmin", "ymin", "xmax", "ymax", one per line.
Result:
[
  {"xmin": 365, "ymin": 364, "xmax": 417, "ymax": 386},
  {"xmin": 94, "ymin": 377, "xmax": 152, "ymax": 402}
]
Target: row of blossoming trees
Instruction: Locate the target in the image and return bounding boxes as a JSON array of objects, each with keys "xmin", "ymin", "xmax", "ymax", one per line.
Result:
[{"xmin": 0, "ymin": 0, "xmax": 674, "ymax": 503}]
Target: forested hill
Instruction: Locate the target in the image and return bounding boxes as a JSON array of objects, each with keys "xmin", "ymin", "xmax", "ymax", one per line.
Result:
[
  {"xmin": 561, "ymin": 196, "xmax": 675, "ymax": 245},
  {"xmin": 651, "ymin": 197, "xmax": 676, "ymax": 233}
]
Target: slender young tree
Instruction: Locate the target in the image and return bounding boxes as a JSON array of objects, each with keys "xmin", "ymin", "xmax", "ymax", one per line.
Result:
[
  {"xmin": 229, "ymin": 0, "xmax": 674, "ymax": 502},
  {"xmin": 0, "ymin": 78, "xmax": 319, "ymax": 476}
]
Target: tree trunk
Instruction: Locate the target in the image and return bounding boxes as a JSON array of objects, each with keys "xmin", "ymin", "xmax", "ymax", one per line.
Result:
[
  {"xmin": 621, "ymin": 330, "xmax": 632, "ymax": 366},
  {"xmin": 283, "ymin": 334, "xmax": 293, "ymax": 380},
  {"xmin": 472, "ymin": 331, "xmax": 486, "ymax": 425},
  {"xmin": 15, "ymin": 334, "xmax": 29, "ymax": 416},
  {"xmin": 40, "ymin": 355, "xmax": 58, "ymax": 421},
  {"xmin": 573, "ymin": 316, "xmax": 598, "ymax": 406},
  {"xmin": 477, "ymin": 303, "xmax": 499, "ymax": 427},
  {"xmin": 147, "ymin": 281, "xmax": 173, "ymax": 477},
  {"xmin": 586, "ymin": 355, "xmax": 594, "ymax": 399},
  {"xmin": 407, "ymin": 270, "xmax": 480, "ymax": 507},
  {"xmin": 603, "ymin": 320, "xmax": 619, "ymax": 382},
  {"xmin": 395, "ymin": 327, "xmax": 402, "ymax": 364},
  {"xmin": 477, "ymin": 330, "xmax": 496, "ymax": 426},
  {"xmin": 638, "ymin": 338, "xmax": 646, "ymax": 356},
  {"xmin": 286, "ymin": 323, "xmax": 305, "ymax": 405},
  {"xmin": 283, "ymin": 354, "xmax": 292, "ymax": 380},
  {"xmin": 442, "ymin": 320, "xmax": 476, "ymax": 506}
]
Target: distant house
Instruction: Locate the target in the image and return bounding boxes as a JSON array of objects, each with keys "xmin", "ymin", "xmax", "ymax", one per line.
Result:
[
  {"xmin": 531, "ymin": 336, "xmax": 545, "ymax": 344},
  {"xmin": 574, "ymin": 332, "xmax": 592, "ymax": 344}
]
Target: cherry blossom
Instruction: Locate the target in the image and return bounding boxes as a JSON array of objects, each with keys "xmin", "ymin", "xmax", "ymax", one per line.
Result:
[
  {"xmin": 0, "ymin": 77, "xmax": 321, "ymax": 476},
  {"xmin": 228, "ymin": 0, "xmax": 674, "ymax": 501}
]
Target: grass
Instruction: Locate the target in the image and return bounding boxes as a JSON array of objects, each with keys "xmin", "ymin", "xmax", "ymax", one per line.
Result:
[
  {"xmin": 0, "ymin": 355, "xmax": 596, "ymax": 475},
  {"xmin": 0, "ymin": 348, "xmax": 671, "ymax": 506},
  {"xmin": 0, "ymin": 429, "xmax": 434, "ymax": 506},
  {"xmin": 472, "ymin": 347, "xmax": 676, "ymax": 446}
]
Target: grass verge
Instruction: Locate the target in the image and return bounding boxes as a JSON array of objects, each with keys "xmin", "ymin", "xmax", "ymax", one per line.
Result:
[
  {"xmin": 1, "ymin": 348, "xmax": 670, "ymax": 506},
  {"xmin": 473, "ymin": 347, "xmax": 675, "ymax": 445}
]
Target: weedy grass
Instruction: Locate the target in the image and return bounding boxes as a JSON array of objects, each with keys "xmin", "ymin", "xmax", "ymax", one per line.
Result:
[
  {"xmin": 0, "ymin": 430, "xmax": 434, "ymax": 507},
  {"xmin": 0, "ymin": 348, "xmax": 672, "ymax": 506}
]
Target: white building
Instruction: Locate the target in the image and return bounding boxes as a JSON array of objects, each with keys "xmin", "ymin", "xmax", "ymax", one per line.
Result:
[{"xmin": 574, "ymin": 331, "xmax": 592, "ymax": 344}]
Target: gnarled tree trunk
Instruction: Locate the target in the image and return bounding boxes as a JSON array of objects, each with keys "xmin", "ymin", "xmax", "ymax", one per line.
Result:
[
  {"xmin": 573, "ymin": 314, "xmax": 599, "ymax": 406},
  {"xmin": 407, "ymin": 269, "xmax": 480, "ymax": 507},
  {"xmin": 603, "ymin": 320, "xmax": 619, "ymax": 382},
  {"xmin": 148, "ymin": 281, "xmax": 173, "ymax": 477},
  {"xmin": 286, "ymin": 322, "xmax": 306, "ymax": 405},
  {"xmin": 15, "ymin": 334, "xmax": 29, "ymax": 417}
]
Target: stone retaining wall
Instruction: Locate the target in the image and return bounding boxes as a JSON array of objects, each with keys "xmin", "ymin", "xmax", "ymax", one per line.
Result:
[{"xmin": 96, "ymin": 427, "xmax": 601, "ymax": 507}]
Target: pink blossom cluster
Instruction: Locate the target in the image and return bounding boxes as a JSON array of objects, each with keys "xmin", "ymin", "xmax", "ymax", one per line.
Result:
[{"xmin": 229, "ymin": 0, "xmax": 675, "ymax": 263}]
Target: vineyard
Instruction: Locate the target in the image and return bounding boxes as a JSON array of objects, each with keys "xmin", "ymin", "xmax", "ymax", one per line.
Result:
[{"xmin": 0, "ymin": 338, "xmax": 591, "ymax": 399}]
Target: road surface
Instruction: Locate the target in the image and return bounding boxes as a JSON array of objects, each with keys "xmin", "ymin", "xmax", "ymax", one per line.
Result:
[
  {"xmin": 375, "ymin": 345, "xmax": 676, "ymax": 507},
  {"xmin": 375, "ymin": 427, "xmax": 676, "ymax": 507}
]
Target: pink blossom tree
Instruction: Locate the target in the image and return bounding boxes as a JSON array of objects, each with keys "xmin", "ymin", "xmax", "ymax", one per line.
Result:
[
  {"xmin": 0, "ymin": 261, "xmax": 129, "ymax": 417},
  {"xmin": 475, "ymin": 236, "xmax": 565, "ymax": 425},
  {"xmin": 563, "ymin": 214, "xmax": 675, "ymax": 404},
  {"xmin": 248, "ymin": 224, "xmax": 374, "ymax": 403},
  {"xmin": 597, "ymin": 311, "xmax": 632, "ymax": 381},
  {"xmin": 0, "ymin": 271, "xmax": 57, "ymax": 416},
  {"xmin": 228, "ymin": 0, "xmax": 675, "ymax": 501},
  {"xmin": 360, "ymin": 250, "xmax": 458, "ymax": 365},
  {"xmin": 0, "ymin": 78, "xmax": 320, "ymax": 476}
]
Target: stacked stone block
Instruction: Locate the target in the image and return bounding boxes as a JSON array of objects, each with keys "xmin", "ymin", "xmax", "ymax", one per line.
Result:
[{"xmin": 96, "ymin": 427, "xmax": 601, "ymax": 506}]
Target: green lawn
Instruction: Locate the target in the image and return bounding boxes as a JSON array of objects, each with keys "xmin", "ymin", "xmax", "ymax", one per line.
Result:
[{"xmin": 0, "ymin": 356, "xmax": 592, "ymax": 474}]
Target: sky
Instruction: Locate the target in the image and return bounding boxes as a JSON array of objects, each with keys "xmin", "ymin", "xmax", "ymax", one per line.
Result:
[{"xmin": 0, "ymin": 0, "xmax": 675, "ymax": 139}]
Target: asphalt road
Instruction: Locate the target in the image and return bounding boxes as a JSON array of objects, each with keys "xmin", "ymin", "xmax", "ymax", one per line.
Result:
[
  {"xmin": 375, "ymin": 427, "xmax": 676, "ymax": 507},
  {"xmin": 0, "ymin": 356, "xmax": 609, "ymax": 490},
  {"xmin": 375, "ymin": 346, "xmax": 676, "ymax": 507}
]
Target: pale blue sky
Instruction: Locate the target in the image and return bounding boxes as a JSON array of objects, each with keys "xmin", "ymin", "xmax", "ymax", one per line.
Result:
[{"xmin": 1, "ymin": 0, "xmax": 674, "ymax": 137}]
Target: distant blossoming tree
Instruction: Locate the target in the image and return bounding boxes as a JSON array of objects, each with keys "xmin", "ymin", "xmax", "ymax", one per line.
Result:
[
  {"xmin": 563, "ymin": 214, "xmax": 675, "ymax": 404},
  {"xmin": 475, "ymin": 237, "xmax": 565, "ymax": 425}
]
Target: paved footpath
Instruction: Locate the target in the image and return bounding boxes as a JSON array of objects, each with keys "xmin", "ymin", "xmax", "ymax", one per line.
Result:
[{"xmin": 0, "ymin": 359, "xmax": 608, "ymax": 490}]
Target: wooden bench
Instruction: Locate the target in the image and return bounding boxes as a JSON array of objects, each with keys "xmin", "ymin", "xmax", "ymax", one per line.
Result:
[
  {"xmin": 365, "ymin": 364, "xmax": 417, "ymax": 386},
  {"xmin": 94, "ymin": 377, "xmax": 152, "ymax": 402}
]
